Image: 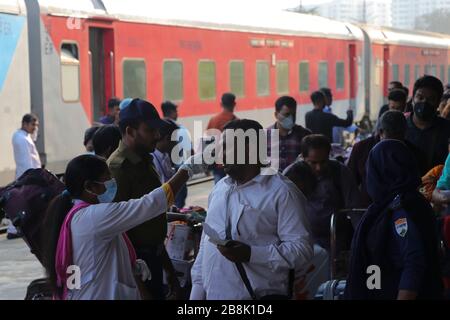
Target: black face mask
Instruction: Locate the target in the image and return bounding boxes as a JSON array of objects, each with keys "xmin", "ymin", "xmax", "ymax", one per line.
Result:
[{"xmin": 414, "ymin": 101, "xmax": 436, "ymax": 122}]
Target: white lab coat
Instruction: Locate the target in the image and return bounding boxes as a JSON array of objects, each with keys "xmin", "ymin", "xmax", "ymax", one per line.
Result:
[
  {"xmin": 12, "ymin": 129, "xmax": 41, "ymax": 179},
  {"xmin": 190, "ymin": 172, "xmax": 313, "ymax": 300},
  {"xmin": 66, "ymin": 187, "xmax": 167, "ymax": 300}
]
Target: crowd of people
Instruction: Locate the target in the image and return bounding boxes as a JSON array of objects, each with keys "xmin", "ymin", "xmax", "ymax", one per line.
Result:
[{"xmin": 7, "ymin": 74, "xmax": 450, "ymax": 300}]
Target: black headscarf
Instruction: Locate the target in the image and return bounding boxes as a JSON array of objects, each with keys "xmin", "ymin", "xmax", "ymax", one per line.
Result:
[
  {"xmin": 345, "ymin": 140, "xmax": 442, "ymax": 299},
  {"xmin": 366, "ymin": 139, "xmax": 421, "ymax": 205}
]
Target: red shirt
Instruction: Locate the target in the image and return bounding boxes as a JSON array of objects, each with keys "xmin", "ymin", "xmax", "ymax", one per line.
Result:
[{"xmin": 206, "ymin": 110, "xmax": 237, "ymax": 132}]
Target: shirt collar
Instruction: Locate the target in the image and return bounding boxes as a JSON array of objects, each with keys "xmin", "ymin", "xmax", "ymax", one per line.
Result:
[{"xmin": 223, "ymin": 171, "xmax": 267, "ymax": 188}]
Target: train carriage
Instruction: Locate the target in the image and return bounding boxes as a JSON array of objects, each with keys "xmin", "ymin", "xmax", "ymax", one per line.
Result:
[{"xmin": 0, "ymin": 0, "xmax": 449, "ymax": 185}]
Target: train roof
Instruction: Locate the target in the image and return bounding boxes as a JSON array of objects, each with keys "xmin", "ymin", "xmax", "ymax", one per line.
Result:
[
  {"xmin": 36, "ymin": 0, "xmax": 363, "ymax": 40},
  {"xmin": 0, "ymin": 0, "xmax": 26, "ymax": 15},
  {"xmin": 361, "ymin": 25, "xmax": 450, "ymax": 49}
]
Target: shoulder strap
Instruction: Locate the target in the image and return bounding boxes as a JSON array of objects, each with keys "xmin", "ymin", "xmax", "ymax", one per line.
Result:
[{"xmin": 235, "ymin": 262, "xmax": 258, "ymax": 300}]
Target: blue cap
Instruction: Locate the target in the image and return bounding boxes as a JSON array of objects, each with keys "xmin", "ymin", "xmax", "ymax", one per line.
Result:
[
  {"xmin": 119, "ymin": 97, "xmax": 133, "ymax": 110},
  {"xmin": 119, "ymin": 98, "xmax": 167, "ymax": 129}
]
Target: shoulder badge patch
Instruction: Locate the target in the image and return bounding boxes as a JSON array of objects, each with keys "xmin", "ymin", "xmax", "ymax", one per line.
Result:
[{"xmin": 395, "ymin": 218, "xmax": 408, "ymax": 237}]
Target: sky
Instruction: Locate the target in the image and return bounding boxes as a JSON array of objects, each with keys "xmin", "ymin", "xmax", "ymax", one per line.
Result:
[
  {"xmin": 139, "ymin": 0, "xmax": 389, "ymax": 14},
  {"xmin": 148, "ymin": 0, "xmax": 332, "ymax": 13}
]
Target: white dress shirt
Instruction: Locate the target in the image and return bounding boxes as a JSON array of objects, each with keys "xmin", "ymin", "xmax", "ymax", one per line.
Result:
[
  {"xmin": 152, "ymin": 149, "xmax": 175, "ymax": 183},
  {"xmin": 12, "ymin": 129, "xmax": 41, "ymax": 178},
  {"xmin": 190, "ymin": 171, "xmax": 313, "ymax": 300},
  {"xmin": 67, "ymin": 187, "xmax": 168, "ymax": 300}
]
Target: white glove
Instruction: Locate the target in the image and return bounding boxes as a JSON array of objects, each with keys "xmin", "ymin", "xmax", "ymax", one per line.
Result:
[
  {"xmin": 134, "ymin": 259, "xmax": 151, "ymax": 281},
  {"xmin": 179, "ymin": 153, "xmax": 209, "ymax": 177}
]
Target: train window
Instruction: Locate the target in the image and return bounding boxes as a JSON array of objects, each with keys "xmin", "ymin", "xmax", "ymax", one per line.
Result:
[
  {"xmin": 318, "ymin": 62, "xmax": 328, "ymax": 88},
  {"xmin": 256, "ymin": 61, "xmax": 270, "ymax": 96},
  {"xmin": 336, "ymin": 62, "xmax": 345, "ymax": 90},
  {"xmin": 425, "ymin": 65, "xmax": 431, "ymax": 75},
  {"xmin": 392, "ymin": 64, "xmax": 399, "ymax": 82},
  {"xmin": 60, "ymin": 43, "xmax": 80, "ymax": 102},
  {"xmin": 440, "ymin": 65, "xmax": 445, "ymax": 83},
  {"xmin": 198, "ymin": 61, "xmax": 216, "ymax": 100},
  {"xmin": 276, "ymin": 61, "xmax": 289, "ymax": 94},
  {"xmin": 404, "ymin": 65, "xmax": 410, "ymax": 86},
  {"xmin": 432, "ymin": 65, "xmax": 437, "ymax": 77},
  {"xmin": 299, "ymin": 61, "xmax": 309, "ymax": 92},
  {"xmin": 414, "ymin": 65, "xmax": 420, "ymax": 81},
  {"xmin": 123, "ymin": 59, "xmax": 147, "ymax": 99},
  {"xmin": 229, "ymin": 61, "xmax": 245, "ymax": 98},
  {"xmin": 163, "ymin": 60, "xmax": 183, "ymax": 101}
]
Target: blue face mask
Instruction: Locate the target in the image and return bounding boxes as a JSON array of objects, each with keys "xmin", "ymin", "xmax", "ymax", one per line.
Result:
[
  {"xmin": 88, "ymin": 178, "xmax": 118, "ymax": 203},
  {"xmin": 279, "ymin": 115, "xmax": 295, "ymax": 130}
]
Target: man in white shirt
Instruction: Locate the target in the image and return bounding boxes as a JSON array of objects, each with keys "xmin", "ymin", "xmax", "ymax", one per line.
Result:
[
  {"xmin": 9, "ymin": 114, "xmax": 41, "ymax": 239},
  {"xmin": 190, "ymin": 119, "xmax": 313, "ymax": 300}
]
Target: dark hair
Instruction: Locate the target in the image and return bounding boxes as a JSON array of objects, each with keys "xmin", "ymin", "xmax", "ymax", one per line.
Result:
[
  {"xmin": 403, "ymin": 86, "xmax": 409, "ymax": 97},
  {"xmin": 388, "ymin": 89, "xmax": 407, "ymax": 103},
  {"xmin": 118, "ymin": 117, "xmax": 141, "ymax": 135},
  {"xmin": 301, "ymin": 134, "xmax": 331, "ymax": 158},
  {"xmin": 283, "ymin": 161, "xmax": 318, "ymax": 197},
  {"xmin": 22, "ymin": 113, "xmax": 38, "ymax": 124},
  {"xmin": 83, "ymin": 126, "xmax": 100, "ymax": 146},
  {"xmin": 441, "ymin": 93, "xmax": 450, "ymax": 103},
  {"xmin": 221, "ymin": 93, "xmax": 236, "ymax": 109},
  {"xmin": 42, "ymin": 155, "xmax": 108, "ymax": 297},
  {"xmin": 379, "ymin": 110, "xmax": 407, "ymax": 139},
  {"xmin": 107, "ymin": 97, "xmax": 121, "ymax": 110},
  {"xmin": 320, "ymin": 87, "xmax": 332, "ymax": 99},
  {"xmin": 390, "ymin": 81, "xmax": 403, "ymax": 89},
  {"xmin": 413, "ymin": 75, "xmax": 444, "ymax": 101},
  {"xmin": 310, "ymin": 91, "xmax": 326, "ymax": 105},
  {"xmin": 159, "ymin": 120, "xmax": 179, "ymax": 138},
  {"xmin": 275, "ymin": 96, "xmax": 297, "ymax": 112},
  {"xmin": 223, "ymin": 119, "xmax": 266, "ymax": 166},
  {"xmin": 161, "ymin": 101, "xmax": 177, "ymax": 117},
  {"xmin": 92, "ymin": 125, "xmax": 122, "ymax": 158}
]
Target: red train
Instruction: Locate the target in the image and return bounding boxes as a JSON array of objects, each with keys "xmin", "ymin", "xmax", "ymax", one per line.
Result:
[{"xmin": 1, "ymin": 0, "xmax": 449, "ymax": 184}]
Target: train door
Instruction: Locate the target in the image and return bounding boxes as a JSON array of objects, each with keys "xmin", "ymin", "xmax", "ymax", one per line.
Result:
[
  {"xmin": 383, "ymin": 46, "xmax": 390, "ymax": 100},
  {"xmin": 89, "ymin": 27, "xmax": 115, "ymax": 122},
  {"xmin": 348, "ymin": 44, "xmax": 357, "ymax": 109}
]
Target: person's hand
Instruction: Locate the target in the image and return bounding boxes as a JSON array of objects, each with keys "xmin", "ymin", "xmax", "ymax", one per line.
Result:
[
  {"xmin": 217, "ymin": 240, "xmax": 251, "ymax": 263},
  {"xmin": 179, "ymin": 152, "xmax": 208, "ymax": 177},
  {"xmin": 134, "ymin": 259, "xmax": 152, "ymax": 282}
]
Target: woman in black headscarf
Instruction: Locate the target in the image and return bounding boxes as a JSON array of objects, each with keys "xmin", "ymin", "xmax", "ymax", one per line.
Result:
[{"xmin": 345, "ymin": 139, "xmax": 442, "ymax": 300}]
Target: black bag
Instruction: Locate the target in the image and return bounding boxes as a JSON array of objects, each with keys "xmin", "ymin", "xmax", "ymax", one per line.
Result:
[
  {"xmin": 0, "ymin": 168, "xmax": 65, "ymax": 263},
  {"xmin": 25, "ymin": 278, "xmax": 53, "ymax": 300}
]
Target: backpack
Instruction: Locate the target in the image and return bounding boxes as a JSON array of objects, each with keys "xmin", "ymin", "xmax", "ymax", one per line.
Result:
[{"xmin": 0, "ymin": 168, "xmax": 65, "ymax": 263}]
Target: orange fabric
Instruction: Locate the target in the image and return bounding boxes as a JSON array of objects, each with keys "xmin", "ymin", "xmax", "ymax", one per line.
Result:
[
  {"xmin": 206, "ymin": 110, "xmax": 238, "ymax": 132},
  {"xmin": 420, "ymin": 165, "xmax": 444, "ymax": 201}
]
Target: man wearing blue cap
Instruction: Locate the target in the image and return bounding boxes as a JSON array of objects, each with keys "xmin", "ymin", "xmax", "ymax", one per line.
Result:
[{"xmin": 107, "ymin": 98, "xmax": 181, "ymax": 299}]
